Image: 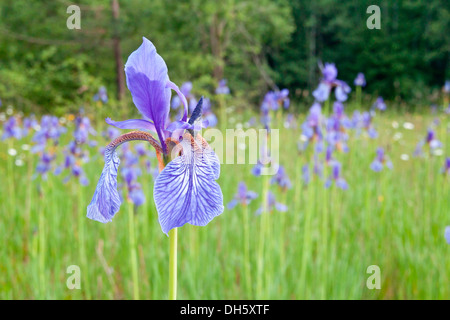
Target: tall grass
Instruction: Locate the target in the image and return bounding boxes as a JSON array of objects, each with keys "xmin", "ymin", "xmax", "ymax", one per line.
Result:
[{"xmin": 0, "ymin": 107, "xmax": 449, "ymax": 299}]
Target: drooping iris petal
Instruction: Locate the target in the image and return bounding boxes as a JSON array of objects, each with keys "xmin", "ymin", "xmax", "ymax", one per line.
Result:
[
  {"xmin": 87, "ymin": 142, "xmax": 121, "ymax": 223},
  {"xmin": 87, "ymin": 131, "xmax": 162, "ymax": 223},
  {"xmin": 154, "ymin": 134, "xmax": 224, "ymax": 235}
]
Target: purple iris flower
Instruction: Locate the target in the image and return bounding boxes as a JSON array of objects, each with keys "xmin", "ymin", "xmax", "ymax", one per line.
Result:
[
  {"xmin": 300, "ymin": 103, "xmax": 324, "ymax": 152},
  {"xmin": 312, "ymin": 63, "xmax": 350, "ymax": 102},
  {"xmin": 334, "ymin": 80, "xmax": 351, "ymax": 102},
  {"xmin": 31, "ymin": 115, "xmax": 67, "ymax": 153},
  {"xmin": 271, "ymin": 165, "xmax": 292, "ymax": 191},
  {"xmin": 215, "ymin": 79, "xmax": 230, "ymax": 95},
  {"xmin": 312, "ymin": 83, "xmax": 330, "ymax": 102},
  {"xmin": 1, "ymin": 116, "xmax": 22, "ymax": 140},
  {"xmin": 87, "ymin": 37, "xmax": 224, "ymax": 235},
  {"xmin": 93, "ymin": 86, "xmax": 108, "ymax": 104},
  {"xmin": 279, "ymin": 89, "xmax": 290, "ymax": 109},
  {"xmin": 415, "ymin": 128, "xmax": 442, "ymax": 156},
  {"xmin": 21, "ymin": 115, "xmax": 38, "ymax": 137},
  {"xmin": 56, "ymin": 113, "xmax": 95, "ymax": 186},
  {"xmin": 370, "ymin": 147, "xmax": 393, "ymax": 172},
  {"xmin": 325, "ymin": 111, "xmax": 349, "ymax": 153},
  {"xmin": 325, "ymin": 160, "xmax": 348, "ymax": 190},
  {"xmin": 35, "ymin": 152, "xmax": 56, "ymax": 180},
  {"xmin": 227, "ymin": 181, "xmax": 258, "ymax": 209},
  {"xmin": 372, "ymin": 97, "xmax": 387, "ymax": 111},
  {"xmin": 255, "ymin": 191, "xmax": 287, "ymax": 215},
  {"xmin": 354, "ymin": 73, "xmax": 366, "ymax": 87},
  {"xmin": 361, "ymin": 111, "xmax": 378, "ymax": 139},
  {"xmin": 322, "ymin": 63, "xmax": 338, "ymax": 82},
  {"xmin": 261, "ymin": 89, "xmax": 290, "ymax": 112}
]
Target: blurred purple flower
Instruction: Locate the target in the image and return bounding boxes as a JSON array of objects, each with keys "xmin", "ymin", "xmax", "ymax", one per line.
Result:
[
  {"xmin": 227, "ymin": 181, "xmax": 258, "ymax": 209},
  {"xmin": 370, "ymin": 147, "xmax": 393, "ymax": 172},
  {"xmin": 93, "ymin": 86, "xmax": 108, "ymax": 104},
  {"xmin": 255, "ymin": 191, "xmax": 287, "ymax": 215},
  {"xmin": 215, "ymin": 79, "xmax": 230, "ymax": 95},
  {"xmin": 271, "ymin": 165, "xmax": 292, "ymax": 191},
  {"xmin": 325, "ymin": 160, "xmax": 348, "ymax": 190},
  {"xmin": 1, "ymin": 116, "xmax": 22, "ymax": 140},
  {"xmin": 373, "ymin": 97, "xmax": 387, "ymax": 111},
  {"xmin": 354, "ymin": 73, "xmax": 366, "ymax": 87}
]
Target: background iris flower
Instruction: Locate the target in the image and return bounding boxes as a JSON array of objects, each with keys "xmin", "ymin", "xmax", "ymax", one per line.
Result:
[{"xmin": 227, "ymin": 181, "xmax": 258, "ymax": 209}]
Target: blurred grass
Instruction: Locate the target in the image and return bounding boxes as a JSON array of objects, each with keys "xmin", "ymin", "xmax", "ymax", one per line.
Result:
[{"xmin": 0, "ymin": 105, "xmax": 449, "ymax": 299}]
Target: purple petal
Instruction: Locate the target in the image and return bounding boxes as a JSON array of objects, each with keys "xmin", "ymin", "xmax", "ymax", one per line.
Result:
[
  {"xmin": 154, "ymin": 136, "xmax": 224, "ymax": 235},
  {"xmin": 370, "ymin": 160, "xmax": 383, "ymax": 172},
  {"xmin": 106, "ymin": 118, "xmax": 156, "ymax": 132},
  {"xmin": 125, "ymin": 37, "xmax": 169, "ymax": 83},
  {"xmin": 227, "ymin": 199, "xmax": 238, "ymax": 210},
  {"xmin": 124, "ymin": 69, "xmax": 171, "ymax": 136},
  {"xmin": 87, "ymin": 144, "xmax": 122, "ymax": 223},
  {"xmin": 166, "ymin": 81, "xmax": 188, "ymax": 122}
]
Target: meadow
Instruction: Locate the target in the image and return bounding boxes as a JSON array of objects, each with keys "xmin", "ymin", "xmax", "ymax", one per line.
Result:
[{"xmin": 1, "ymin": 85, "xmax": 449, "ymax": 300}]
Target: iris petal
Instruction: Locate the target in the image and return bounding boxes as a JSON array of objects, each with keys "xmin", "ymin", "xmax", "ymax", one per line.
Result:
[
  {"xmin": 87, "ymin": 143, "xmax": 121, "ymax": 223},
  {"xmin": 87, "ymin": 131, "xmax": 163, "ymax": 223},
  {"xmin": 125, "ymin": 37, "xmax": 169, "ymax": 83},
  {"xmin": 125, "ymin": 69, "xmax": 171, "ymax": 137},
  {"xmin": 106, "ymin": 118, "xmax": 156, "ymax": 132},
  {"xmin": 154, "ymin": 134, "xmax": 224, "ymax": 235}
]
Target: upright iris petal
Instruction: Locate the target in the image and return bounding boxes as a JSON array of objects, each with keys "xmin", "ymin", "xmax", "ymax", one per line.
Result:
[{"xmin": 123, "ymin": 38, "xmax": 173, "ymax": 150}]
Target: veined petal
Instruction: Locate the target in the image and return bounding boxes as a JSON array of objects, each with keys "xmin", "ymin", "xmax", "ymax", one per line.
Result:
[
  {"xmin": 86, "ymin": 142, "xmax": 121, "ymax": 223},
  {"xmin": 106, "ymin": 118, "xmax": 156, "ymax": 132},
  {"xmin": 154, "ymin": 134, "xmax": 224, "ymax": 235},
  {"xmin": 87, "ymin": 131, "xmax": 162, "ymax": 223}
]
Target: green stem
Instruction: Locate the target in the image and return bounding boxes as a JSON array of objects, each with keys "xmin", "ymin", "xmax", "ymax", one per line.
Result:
[
  {"xmin": 78, "ymin": 187, "xmax": 91, "ymax": 299},
  {"xmin": 38, "ymin": 186, "xmax": 46, "ymax": 298},
  {"xmin": 256, "ymin": 174, "xmax": 270, "ymax": 299},
  {"xmin": 168, "ymin": 227, "xmax": 178, "ymax": 300},
  {"xmin": 128, "ymin": 203, "xmax": 140, "ymax": 300},
  {"xmin": 356, "ymin": 86, "xmax": 362, "ymax": 108},
  {"xmin": 242, "ymin": 204, "xmax": 252, "ymax": 297}
]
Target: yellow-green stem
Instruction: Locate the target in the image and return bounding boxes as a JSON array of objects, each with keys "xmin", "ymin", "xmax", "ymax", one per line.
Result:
[
  {"xmin": 128, "ymin": 203, "xmax": 140, "ymax": 300},
  {"xmin": 168, "ymin": 227, "xmax": 178, "ymax": 300}
]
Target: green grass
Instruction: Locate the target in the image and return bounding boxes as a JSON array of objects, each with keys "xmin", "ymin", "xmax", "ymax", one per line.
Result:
[{"xmin": 0, "ymin": 105, "xmax": 449, "ymax": 299}]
